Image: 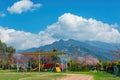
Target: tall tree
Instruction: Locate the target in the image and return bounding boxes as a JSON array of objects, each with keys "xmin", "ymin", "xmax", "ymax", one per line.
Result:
[
  {"xmin": 0, "ymin": 40, "xmax": 16, "ymax": 69},
  {"xmin": 0, "ymin": 40, "xmax": 7, "ymax": 53},
  {"xmin": 2, "ymin": 43, "xmax": 7, "ymax": 53},
  {"xmin": 7, "ymin": 46, "xmax": 16, "ymax": 54}
]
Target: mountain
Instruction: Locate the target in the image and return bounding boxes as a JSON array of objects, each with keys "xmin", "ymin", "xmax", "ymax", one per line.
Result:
[{"xmin": 18, "ymin": 39, "xmax": 120, "ymax": 61}]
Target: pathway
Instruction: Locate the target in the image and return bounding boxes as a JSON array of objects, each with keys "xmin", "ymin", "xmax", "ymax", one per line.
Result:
[{"xmin": 60, "ymin": 74, "xmax": 94, "ymax": 80}]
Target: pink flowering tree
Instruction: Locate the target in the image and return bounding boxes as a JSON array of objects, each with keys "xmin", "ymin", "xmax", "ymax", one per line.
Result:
[
  {"xmin": 77, "ymin": 55, "xmax": 99, "ymax": 70},
  {"xmin": 77, "ymin": 55, "xmax": 99, "ymax": 66},
  {"xmin": 20, "ymin": 54, "xmax": 39, "ymax": 67},
  {"xmin": 10, "ymin": 54, "xmax": 39, "ymax": 69}
]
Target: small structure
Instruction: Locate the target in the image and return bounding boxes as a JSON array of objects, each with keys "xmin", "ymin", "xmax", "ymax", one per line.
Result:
[{"xmin": 19, "ymin": 51, "xmax": 67, "ymax": 72}]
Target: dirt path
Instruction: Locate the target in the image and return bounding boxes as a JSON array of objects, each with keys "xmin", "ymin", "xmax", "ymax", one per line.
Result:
[{"xmin": 60, "ymin": 74, "xmax": 94, "ymax": 80}]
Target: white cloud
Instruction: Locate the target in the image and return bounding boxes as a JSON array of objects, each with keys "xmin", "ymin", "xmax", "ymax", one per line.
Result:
[
  {"xmin": 0, "ymin": 13, "xmax": 6, "ymax": 17},
  {"xmin": 0, "ymin": 26, "xmax": 56, "ymax": 50},
  {"xmin": 44, "ymin": 13, "xmax": 120, "ymax": 43},
  {"xmin": 7, "ymin": 0, "xmax": 42, "ymax": 14},
  {"xmin": 0, "ymin": 13, "xmax": 120, "ymax": 50}
]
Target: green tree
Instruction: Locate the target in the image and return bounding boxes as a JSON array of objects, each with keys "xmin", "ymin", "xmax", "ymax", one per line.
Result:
[
  {"xmin": 0, "ymin": 40, "xmax": 16, "ymax": 69},
  {"xmin": 53, "ymin": 48, "xmax": 57, "ymax": 52},
  {"xmin": 0, "ymin": 40, "xmax": 7, "ymax": 53},
  {"xmin": 7, "ymin": 46, "xmax": 16, "ymax": 57},
  {"xmin": 103, "ymin": 61, "xmax": 110, "ymax": 72}
]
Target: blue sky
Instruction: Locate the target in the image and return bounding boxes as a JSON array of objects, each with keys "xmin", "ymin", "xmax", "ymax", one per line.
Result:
[
  {"xmin": 0, "ymin": 0, "xmax": 120, "ymax": 50},
  {"xmin": 0, "ymin": 0, "xmax": 120, "ymax": 33}
]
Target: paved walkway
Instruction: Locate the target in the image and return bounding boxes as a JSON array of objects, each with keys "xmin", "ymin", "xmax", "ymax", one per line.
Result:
[{"xmin": 60, "ymin": 74, "xmax": 94, "ymax": 80}]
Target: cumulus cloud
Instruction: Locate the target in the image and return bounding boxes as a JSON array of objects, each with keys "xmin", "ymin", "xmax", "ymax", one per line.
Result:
[
  {"xmin": 0, "ymin": 26, "xmax": 56, "ymax": 50},
  {"xmin": 44, "ymin": 13, "xmax": 120, "ymax": 43},
  {"xmin": 0, "ymin": 13, "xmax": 120, "ymax": 50},
  {"xmin": 7, "ymin": 0, "xmax": 42, "ymax": 14},
  {"xmin": 0, "ymin": 13, "xmax": 6, "ymax": 17}
]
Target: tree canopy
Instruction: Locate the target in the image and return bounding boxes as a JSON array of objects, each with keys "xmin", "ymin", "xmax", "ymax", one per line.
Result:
[{"xmin": 0, "ymin": 40, "xmax": 16, "ymax": 54}]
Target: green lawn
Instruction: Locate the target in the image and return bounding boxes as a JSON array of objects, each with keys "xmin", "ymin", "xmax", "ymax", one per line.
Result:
[
  {"xmin": 91, "ymin": 71, "xmax": 120, "ymax": 80},
  {"xmin": 68, "ymin": 71, "xmax": 120, "ymax": 80},
  {"xmin": 0, "ymin": 70, "xmax": 65, "ymax": 80},
  {"xmin": 0, "ymin": 70, "xmax": 119, "ymax": 80}
]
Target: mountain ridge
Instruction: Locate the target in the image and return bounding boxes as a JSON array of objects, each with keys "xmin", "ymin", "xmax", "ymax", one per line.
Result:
[{"xmin": 18, "ymin": 39, "xmax": 119, "ymax": 61}]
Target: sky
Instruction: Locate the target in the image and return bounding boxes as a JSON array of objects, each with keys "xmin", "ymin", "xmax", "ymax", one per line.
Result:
[{"xmin": 0, "ymin": 0, "xmax": 120, "ymax": 50}]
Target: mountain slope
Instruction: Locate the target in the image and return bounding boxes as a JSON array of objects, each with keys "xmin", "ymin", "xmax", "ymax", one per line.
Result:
[{"xmin": 19, "ymin": 39, "xmax": 119, "ymax": 61}]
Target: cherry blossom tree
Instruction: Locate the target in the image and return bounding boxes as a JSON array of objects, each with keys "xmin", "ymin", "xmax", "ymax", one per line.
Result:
[{"xmin": 77, "ymin": 55, "xmax": 99, "ymax": 66}]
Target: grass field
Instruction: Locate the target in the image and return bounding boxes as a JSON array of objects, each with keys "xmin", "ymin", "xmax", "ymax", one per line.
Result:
[
  {"xmin": 0, "ymin": 70, "xmax": 65, "ymax": 80},
  {"xmin": 69, "ymin": 71, "xmax": 120, "ymax": 80},
  {"xmin": 0, "ymin": 70, "xmax": 119, "ymax": 80}
]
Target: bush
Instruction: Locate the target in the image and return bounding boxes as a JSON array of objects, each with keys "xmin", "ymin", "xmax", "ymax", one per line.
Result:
[{"xmin": 67, "ymin": 61, "xmax": 81, "ymax": 71}]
